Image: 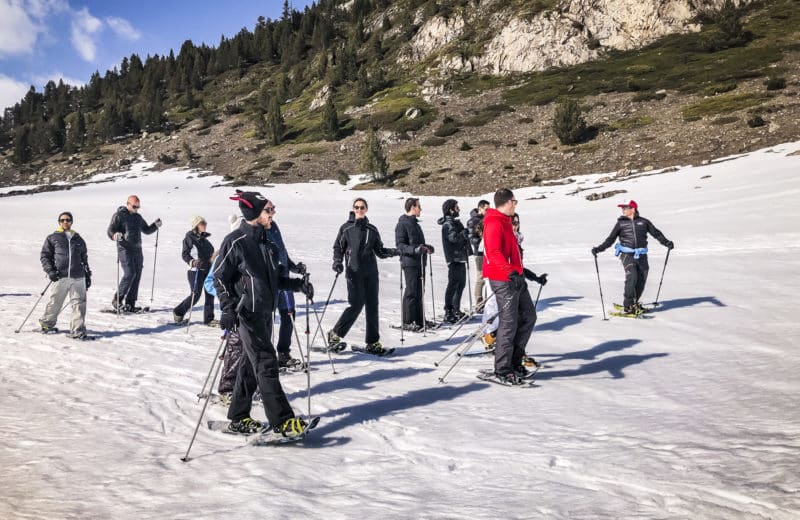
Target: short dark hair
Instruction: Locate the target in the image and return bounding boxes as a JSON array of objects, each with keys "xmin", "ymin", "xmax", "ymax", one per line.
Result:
[
  {"xmin": 404, "ymin": 197, "xmax": 419, "ymax": 212},
  {"xmin": 58, "ymin": 211, "xmax": 73, "ymax": 221},
  {"xmin": 478, "ymin": 200, "xmax": 490, "ymax": 208},
  {"xmin": 494, "ymin": 188, "xmax": 514, "ymax": 207},
  {"xmin": 353, "ymin": 197, "xmax": 368, "ymax": 209}
]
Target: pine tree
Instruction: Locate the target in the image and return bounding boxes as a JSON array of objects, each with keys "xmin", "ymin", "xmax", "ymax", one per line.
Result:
[
  {"xmin": 267, "ymin": 95, "xmax": 284, "ymax": 146},
  {"xmin": 254, "ymin": 109, "xmax": 269, "ymax": 139},
  {"xmin": 321, "ymin": 94, "xmax": 339, "ymax": 140},
  {"xmin": 13, "ymin": 125, "xmax": 33, "ymax": 164},
  {"xmin": 361, "ymin": 127, "xmax": 388, "ymax": 180},
  {"xmin": 552, "ymin": 98, "xmax": 587, "ymax": 145}
]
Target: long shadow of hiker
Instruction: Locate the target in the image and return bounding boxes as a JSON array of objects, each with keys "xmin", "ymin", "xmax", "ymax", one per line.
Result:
[
  {"xmin": 306, "ymin": 382, "xmax": 487, "ymax": 440},
  {"xmin": 537, "ymin": 295, "xmax": 584, "ymax": 311},
  {"xmin": 536, "ymin": 352, "xmax": 668, "ymax": 381},
  {"xmin": 99, "ymin": 322, "xmax": 186, "ymax": 338},
  {"xmin": 286, "ymin": 367, "xmax": 433, "ymax": 400},
  {"xmin": 538, "ymin": 339, "xmax": 641, "ymax": 363},
  {"xmin": 536, "ymin": 314, "xmax": 592, "ymax": 332},
  {"xmin": 650, "ymin": 296, "xmax": 725, "ymax": 312}
]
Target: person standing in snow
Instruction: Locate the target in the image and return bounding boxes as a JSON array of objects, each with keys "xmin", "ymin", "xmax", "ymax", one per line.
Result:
[
  {"xmin": 39, "ymin": 211, "xmax": 92, "ymax": 339},
  {"xmin": 467, "ymin": 200, "xmax": 490, "ymax": 310},
  {"xmin": 395, "ymin": 197, "xmax": 434, "ymax": 332},
  {"xmin": 591, "ymin": 199, "xmax": 674, "ymax": 315},
  {"xmin": 213, "ymin": 191, "xmax": 314, "ymax": 436},
  {"xmin": 438, "ymin": 199, "xmax": 471, "ymax": 323},
  {"xmin": 267, "ymin": 214, "xmax": 308, "ymax": 369},
  {"xmin": 107, "ymin": 195, "xmax": 161, "ymax": 312},
  {"xmin": 173, "ymin": 216, "xmax": 216, "ymax": 326},
  {"xmin": 482, "ymin": 188, "xmax": 547, "ymax": 385},
  {"xmin": 328, "ymin": 198, "xmax": 399, "ymax": 355}
]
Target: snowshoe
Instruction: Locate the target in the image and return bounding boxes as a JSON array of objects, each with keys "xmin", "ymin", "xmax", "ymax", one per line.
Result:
[
  {"xmin": 252, "ymin": 416, "xmax": 321, "ymax": 446},
  {"xmin": 326, "ymin": 330, "xmax": 347, "ymax": 353},
  {"xmin": 352, "ymin": 342, "xmax": 395, "ymax": 357},
  {"xmin": 477, "ymin": 369, "xmax": 537, "ymax": 387},
  {"xmin": 226, "ymin": 417, "xmax": 262, "ymax": 435}
]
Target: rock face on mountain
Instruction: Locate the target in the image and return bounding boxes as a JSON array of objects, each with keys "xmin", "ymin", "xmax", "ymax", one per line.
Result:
[{"xmin": 406, "ymin": 0, "xmax": 749, "ymax": 75}]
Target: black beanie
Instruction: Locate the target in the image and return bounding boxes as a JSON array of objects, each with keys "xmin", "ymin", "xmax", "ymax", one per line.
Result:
[
  {"xmin": 58, "ymin": 211, "xmax": 73, "ymax": 221},
  {"xmin": 442, "ymin": 199, "xmax": 458, "ymax": 216},
  {"xmin": 230, "ymin": 190, "xmax": 268, "ymax": 221}
]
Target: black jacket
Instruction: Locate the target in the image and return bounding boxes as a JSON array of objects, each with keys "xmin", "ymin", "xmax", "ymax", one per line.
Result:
[
  {"xmin": 213, "ymin": 221, "xmax": 302, "ymax": 316},
  {"xmin": 333, "ymin": 214, "xmax": 398, "ymax": 276},
  {"xmin": 596, "ymin": 214, "xmax": 670, "ymax": 253},
  {"xmin": 438, "ymin": 215, "xmax": 470, "ymax": 264},
  {"xmin": 395, "ymin": 214, "xmax": 427, "ymax": 268},
  {"xmin": 467, "ymin": 209, "xmax": 484, "ymax": 255},
  {"xmin": 40, "ymin": 230, "xmax": 91, "ymax": 279},
  {"xmin": 107, "ymin": 206, "xmax": 158, "ymax": 249},
  {"xmin": 181, "ymin": 230, "xmax": 215, "ymax": 270}
]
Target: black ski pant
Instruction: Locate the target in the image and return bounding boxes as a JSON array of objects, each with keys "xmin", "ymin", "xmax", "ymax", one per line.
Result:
[
  {"xmin": 402, "ymin": 265, "xmax": 424, "ymax": 326},
  {"xmin": 444, "ymin": 262, "xmax": 466, "ymax": 313},
  {"xmin": 227, "ymin": 311, "xmax": 294, "ymax": 427},
  {"xmin": 333, "ymin": 270, "xmax": 380, "ymax": 344},
  {"xmin": 621, "ymin": 254, "xmax": 649, "ymax": 309},
  {"xmin": 489, "ymin": 279, "xmax": 537, "ymax": 376},
  {"xmin": 115, "ymin": 247, "xmax": 144, "ymax": 307},
  {"xmin": 174, "ymin": 268, "xmax": 215, "ymax": 323},
  {"xmin": 277, "ymin": 308, "xmax": 295, "ymax": 355}
]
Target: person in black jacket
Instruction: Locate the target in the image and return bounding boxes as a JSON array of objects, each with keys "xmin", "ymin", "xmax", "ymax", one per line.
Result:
[
  {"xmin": 438, "ymin": 199, "xmax": 471, "ymax": 323},
  {"xmin": 39, "ymin": 212, "xmax": 92, "ymax": 339},
  {"xmin": 173, "ymin": 216, "xmax": 216, "ymax": 325},
  {"xmin": 592, "ymin": 199, "xmax": 674, "ymax": 314},
  {"xmin": 395, "ymin": 197, "xmax": 434, "ymax": 332},
  {"xmin": 328, "ymin": 198, "xmax": 399, "ymax": 355},
  {"xmin": 107, "ymin": 195, "xmax": 161, "ymax": 312},
  {"xmin": 467, "ymin": 200, "xmax": 490, "ymax": 310},
  {"xmin": 213, "ymin": 191, "xmax": 314, "ymax": 436}
]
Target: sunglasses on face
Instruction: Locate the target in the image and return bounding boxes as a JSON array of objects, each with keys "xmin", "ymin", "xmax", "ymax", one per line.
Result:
[
  {"xmin": 130, "ymin": 204, "xmax": 140, "ymax": 209},
  {"xmin": 263, "ymin": 206, "xmax": 276, "ymax": 214},
  {"xmin": 353, "ymin": 205, "xmax": 367, "ymax": 210},
  {"xmin": 620, "ymin": 206, "xmax": 631, "ymax": 210},
  {"xmin": 59, "ymin": 218, "xmax": 72, "ymax": 223}
]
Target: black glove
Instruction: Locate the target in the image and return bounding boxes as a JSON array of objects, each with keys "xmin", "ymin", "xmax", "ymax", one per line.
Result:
[
  {"xmin": 332, "ymin": 261, "xmax": 344, "ymax": 274},
  {"xmin": 301, "ymin": 279, "xmax": 314, "ymax": 301},
  {"xmin": 591, "ymin": 247, "xmax": 599, "ymax": 257},
  {"xmin": 522, "ymin": 268, "xmax": 536, "ymax": 281},
  {"xmin": 85, "ymin": 276, "xmax": 92, "ymax": 289},
  {"xmin": 508, "ymin": 271, "xmax": 526, "ymax": 292},
  {"xmin": 666, "ymin": 241, "xmax": 674, "ymax": 250},
  {"xmin": 292, "ymin": 262, "xmax": 307, "ymax": 275},
  {"xmin": 48, "ymin": 271, "xmax": 60, "ymax": 282},
  {"xmin": 414, "ymin": 244, "xmax": 434, "ymax": 255},
  {"xmin": 154, "ymin": 218, "xmax": 163, "ymax": 228},
  {"xmin": 220, "ymin": 312, "xmax": 238, "ymax": 331},
  {"xmin": 535, "ymin": 273, "xmax": 548, "ymax": 286}
]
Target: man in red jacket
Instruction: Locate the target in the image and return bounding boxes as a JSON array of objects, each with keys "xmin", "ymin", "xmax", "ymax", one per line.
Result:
[{"xmin": 483, "ymin": 188, "xmax": 547, "ymax": 385}]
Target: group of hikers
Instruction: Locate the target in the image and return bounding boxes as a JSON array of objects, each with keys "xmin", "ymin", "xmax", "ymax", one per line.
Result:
[{"xmin": 36, "ymin": 186, "xmax": 673, "ymax": 437}]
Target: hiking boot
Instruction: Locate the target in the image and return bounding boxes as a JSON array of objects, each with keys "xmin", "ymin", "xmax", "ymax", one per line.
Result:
[
  {"xmin": 173, "ymin": 312, "xmax": 185, "ymax": 324},
  {"xmin": 365, "ymin": 341, "xmax": 388, "ymax": 355},
  {"xmin": 443, "ymin": 310, "xmax": 458, "ymax": 324},
  {"xmin": 454, "ymin": 310, "xmax": 467, "ymax": 321},
  {"xmin": 497, "ymin": 372, "xmax": 525, "ymax": 386},
  {"xmin": 623, "ymin": 305, "xmax": 640, "ymax": 315},
  {"xmin": 273, "ymin": 416, "xmax": 308, "ymax": 438},
  {"xmin": 70, "ymin": 330, "xmax": 88, "ymax": 340},
  {"xmin": 227, "ymin": 417, "xmax": 262, "ymax": 434},
  {"xmin": 278, "ymin": 351, "xmax": 302, "ymax": 369},
  {"xmin": 515, "ymin": 365, "xmax": 531, "ymax": 378},
  {"xmin": 39, "ymin": 320, "xmax": 57, "ymax": 334},
  {"xmin": 327, "ymin": 330, "xmax": 345, "ymax": 351},
  {"xmin": 521, "ymin": 354, "xmax": 540, "ymax": 368},
  {"xmin": 205, "ymin": 319, "xmax": 220, "ymax": 327},
  {"xmin": 634, "ymin": 302, "xmax": 650, "ymax": 314},
  {"xmin": 401, "ymin": 322, "xmax": 423, "ymax": 332}
]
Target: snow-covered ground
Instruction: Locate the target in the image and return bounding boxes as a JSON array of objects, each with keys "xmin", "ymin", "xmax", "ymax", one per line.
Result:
[{"xmin": 1, "ymin": 144, "xmax": 799, "ymax": 519}]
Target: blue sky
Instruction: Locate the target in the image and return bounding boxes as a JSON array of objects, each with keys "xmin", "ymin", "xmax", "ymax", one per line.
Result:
[{"xmin": 0, "ymin": 0, "xmax": 314, "ymax": 111}]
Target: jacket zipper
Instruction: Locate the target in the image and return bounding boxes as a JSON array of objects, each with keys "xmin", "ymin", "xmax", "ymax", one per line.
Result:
[
  {"xmin": 246, "ymin": 269, "xmax": 255, "ymax": 311},
  {"xmin": 632, "ymin": 219, "xmax": 638, "ymax": 249},
  {"xmin": 67, "ymin": 234, "xmax": 72, "ymax": 278}
]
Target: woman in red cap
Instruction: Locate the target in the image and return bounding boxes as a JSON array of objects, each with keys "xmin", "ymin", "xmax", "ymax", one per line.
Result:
[{"xmin": 592, "ymin": 199, "xmax": 674, "ymax": 315}]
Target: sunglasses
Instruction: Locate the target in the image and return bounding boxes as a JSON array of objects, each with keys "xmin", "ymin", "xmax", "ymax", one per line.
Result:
[
  {"xmin": 620, "ymin": 206, "xmax": 631, "ymax": 210},
  {"xmin": 263, "ymin": 206, "xmax": 276, "ymax": 214},
  {"xmin": 511, "ymin": 199, "xmax": 518, "ymax": 204},
  {"xmin": 353, "ymin": 205, "xmax": 367, "ymax": 210},
  {"xmin": 59, "ymin": 218, "xmax": 73, "ymax": 223},
  {"xmin": 130, "ymin": 205, "xmax": 140, "ymax": 209}
]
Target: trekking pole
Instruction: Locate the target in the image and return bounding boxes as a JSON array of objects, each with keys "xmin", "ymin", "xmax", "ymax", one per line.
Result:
[
  {"xmin": 309, "ymin": 272, "xmax": 339, "ymax": 347},
  {"xmin": 399, "ymin": 264, "xmax": 405, "ymax": 345},
  {"xmin": 465, "ymin": 255, "xmax": 473, "ymax": 315},
  {"xmin": 116, "ymin": 243, "xmax": 122, "ymax": 316},
  {"xmin": 594, "ymin": 255, "xmax": 608, "ymax": 321},
  {"xmin": 14, "ymin": 280, "xmax": 53, "ymax": 333},
  {"xmin": 428, "ymin": 252, "xmax": 436, "ymax": 322},
  {"xmin": 304, "ymin": 273, "xmax": 312, "ymax": 418},
  {"xmin": 436, "ymin": 310, "xmax": 499, "ymax": 366},
  {"xmin": 652, "ymin": 249, "xmax": 671, "ymax": 307},
  {"xmin": 421, "ymin": 254, "xmax": 428, "ymax": 336},
  {"xmin": 197, "ymin": 331, "xmax": 229, "ymax": 402},
  {"xmin": 150, "ymin": 228, "xmax": 159, "ymax": 303},
  {"xmin": 182, "ymin": 330, "xmax": 228, "ymax": 463},
  {"xmin": 438, "ymin": 315, "xmax": 497, "ymax": 383},
  {"xmin": 446, "ymin": 291, "xmax": 497, "ymax": 342},
  {"xmin": 309, "ymin": 305, "xmax": 337, "ymax": 373},
  {"xmin": 185, "ymin": 268, "xmax": 201, "ymax": 334},
  {"xmin": 534, "ymin": 283, "xmax": 543, "ymax": 310}
]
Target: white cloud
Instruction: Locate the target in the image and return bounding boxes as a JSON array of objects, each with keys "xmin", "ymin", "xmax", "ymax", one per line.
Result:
[
  {"xmin": 106, "ymin": 16, "xmax": 140, "ymax": 41},
  {"xmin": 0, "ymin": 73, "xmax": 31, "ymax": 111},
  {"xmin": 70, "ymin": 6, "xmax": 102, "ymax": 62},
  {"xmin": 31, "ymin": 71, "xmax": 84, "ymax": 88},
  {"xmin": 0, "ymin": 0, "xmax": 41, "ymax": 57},
  {"xmin": 25, "ymin": 0, "xmax": 67, "ymax": 19}
]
